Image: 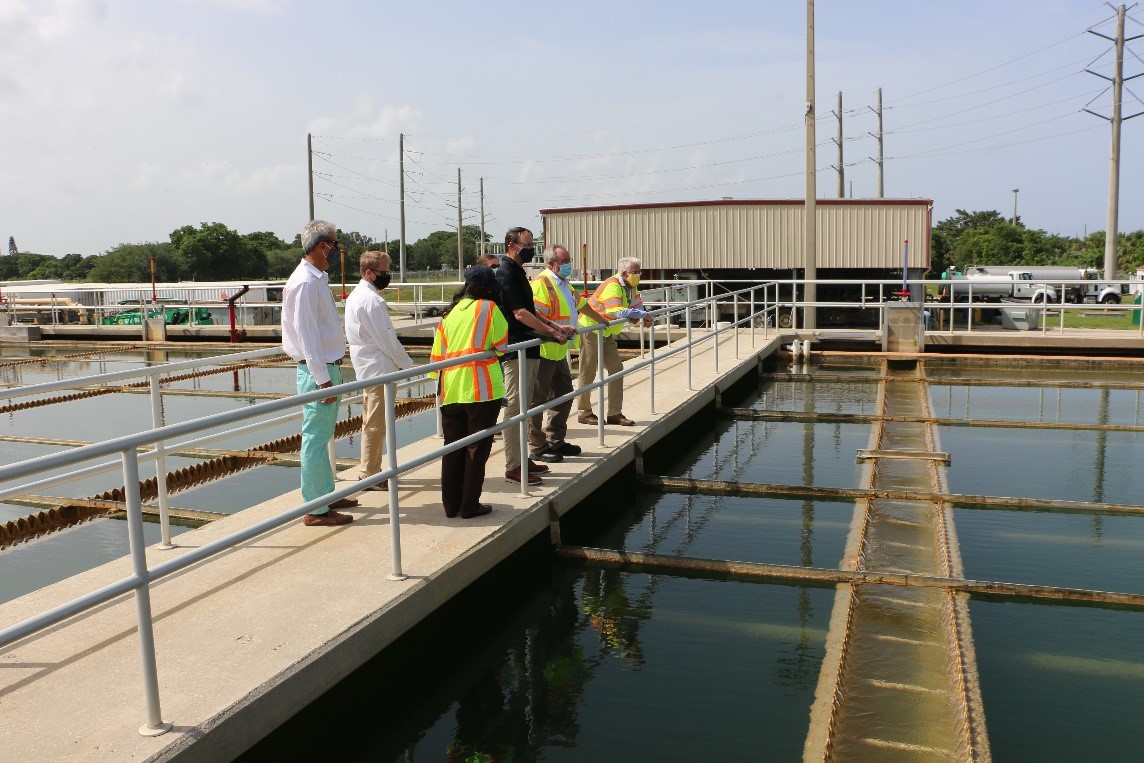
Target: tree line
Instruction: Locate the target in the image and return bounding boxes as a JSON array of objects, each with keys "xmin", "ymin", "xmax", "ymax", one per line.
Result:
[
  {"xmin": 5, "ymin": 211, "xmax": 1144, "ymax": 284},
  {"xmin": 0, "ymin": 223, "xmax": 492, "ymax": 284}
]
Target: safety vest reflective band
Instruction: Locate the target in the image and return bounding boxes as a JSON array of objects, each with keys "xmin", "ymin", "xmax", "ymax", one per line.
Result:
[
  {"xmin": 429, "ymin": 298, "xmax": 508, "ymax": 404},
  {"xmin": 532, "ymin": 271, "xmax": 582, "ymax": 361},
  {"xmin": 579, "ymin": 275, "xmax": 643, "ymax": 338}
]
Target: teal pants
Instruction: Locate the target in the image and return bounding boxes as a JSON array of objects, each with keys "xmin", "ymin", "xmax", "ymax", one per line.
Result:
[{"xmin": 297, "ymin": 363, "xmax": 343, "ymax": 515}]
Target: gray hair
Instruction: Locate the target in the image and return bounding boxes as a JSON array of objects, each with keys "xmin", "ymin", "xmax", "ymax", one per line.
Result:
[
  {"xmin": 545, "ymin": 245, "xmax": 570, "ymax": 264},
  {"xmin": 300, "ymin": 219, "xmax": 337, "ymax": 254},
  {"xmin": 618, "ymin": 256, "xmax": 641, "ymax": 273},
  {"xmin": 359, "ymin": 250, "xmax": 391, "ymax": 275}
]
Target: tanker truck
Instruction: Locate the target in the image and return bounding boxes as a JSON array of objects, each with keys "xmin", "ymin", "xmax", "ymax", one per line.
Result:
[
  {"xmin": 963, "ymin": 265, "xmax": 1126, "ymax": 303},
  {"xmin": 939, "ymin": 269, "xmax": 1057, "ymax": 304}
]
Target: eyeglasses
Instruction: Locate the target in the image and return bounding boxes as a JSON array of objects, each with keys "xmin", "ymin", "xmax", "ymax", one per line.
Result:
[{"xmin": 324, "ymin": 239, "xmax": 340, "ymax": 249}]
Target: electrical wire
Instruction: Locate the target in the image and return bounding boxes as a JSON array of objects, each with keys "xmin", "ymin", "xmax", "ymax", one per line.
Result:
[{"xmin": 892, "ymin": 29, "xmax": 1090, "ymax": 103}]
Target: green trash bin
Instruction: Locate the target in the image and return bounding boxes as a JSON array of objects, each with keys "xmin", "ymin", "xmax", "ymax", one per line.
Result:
[{"xmin": 1133, "ymin": 294, "xmax": 1142, "ymax": 326}]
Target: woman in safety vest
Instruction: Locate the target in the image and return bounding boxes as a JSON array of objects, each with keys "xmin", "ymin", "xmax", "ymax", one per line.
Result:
[{"xmin": 430, "ymin": 265, "xmax": 508, "ymax": 518}]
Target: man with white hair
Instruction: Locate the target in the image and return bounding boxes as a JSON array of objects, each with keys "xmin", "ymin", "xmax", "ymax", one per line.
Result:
[
  {"xmin": 575, "ymin": 256, "xmax": 649, "ymax": 426},
  {"xmin": 529, "ymin": 245, "xmax": 608, "ymax": 460},
  {"xmin": 283, "ymin": 219, "xmax": 357, "ymax": 526}
]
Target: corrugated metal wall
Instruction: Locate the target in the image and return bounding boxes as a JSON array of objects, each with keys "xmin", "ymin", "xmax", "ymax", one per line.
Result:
[{"xmin": 541, "ymin": 200, "xmax": 930, "ymax": 272}]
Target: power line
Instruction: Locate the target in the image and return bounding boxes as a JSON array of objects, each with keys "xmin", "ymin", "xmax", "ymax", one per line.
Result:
[{"xmin": 892, "ymin": 29, "xmax": 1090, "ymax": 103}]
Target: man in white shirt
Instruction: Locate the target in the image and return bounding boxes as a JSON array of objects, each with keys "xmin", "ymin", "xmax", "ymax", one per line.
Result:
[
  {"xmin": 282, "ymin": 219, "xmax": 357, "ymax": 527},
  {"xmin": 344, "ymin": 250, "xmax": 413, "ymax": 490}
]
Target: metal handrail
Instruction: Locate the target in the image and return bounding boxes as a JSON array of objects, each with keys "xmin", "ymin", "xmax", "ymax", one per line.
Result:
[{"xmin": 0, "ymin": 280, "xmax": 769, "ymax": 735}]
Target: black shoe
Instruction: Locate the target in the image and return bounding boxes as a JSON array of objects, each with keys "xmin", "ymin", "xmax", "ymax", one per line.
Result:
[
  {"xmin": 532, "ymin": 450, "xmax": 563, "ymax": 463},
  {"xmin": 550, "ymin": 442, "xmax": 582, "ymax": 457},
  {"xmin": 461, "ymin": 504, "xmax": 493, "ymax": 519}
]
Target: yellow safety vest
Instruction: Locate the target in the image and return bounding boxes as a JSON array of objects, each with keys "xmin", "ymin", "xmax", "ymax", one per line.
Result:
[
  {"xmin": 578, "ymin": 275, "xmax": 643, "ymax": 338},
  {"xmin": 532, "ymin": 271, "xmax": 585, "ymax": 361},
  {"xmin": 429, "ymin": 298, "xmax": 508, "ymax": 404}
]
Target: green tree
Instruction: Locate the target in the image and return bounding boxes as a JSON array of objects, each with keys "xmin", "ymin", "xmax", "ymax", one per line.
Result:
[
  {"xmin": 170, "ymin": 222, "xmax": 267, "ymax": 281},
  {"xmin": 88, "ymin": 242, "xmax": 179, "ymax": 282},
  {"xmin": 408, "ymin": 226, "xmax": 489, "ymax": 272}
]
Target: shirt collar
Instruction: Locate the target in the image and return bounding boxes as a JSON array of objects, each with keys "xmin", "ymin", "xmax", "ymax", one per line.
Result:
[{"xmin": 300, "ymin": 259, "xmax": 327, "ymax": 279}]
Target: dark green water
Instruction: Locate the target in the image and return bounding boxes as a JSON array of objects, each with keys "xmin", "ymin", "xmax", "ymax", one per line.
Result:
[{"xmin": 5, "ymin": 349, "xmax": 1144, "ymax": 759}]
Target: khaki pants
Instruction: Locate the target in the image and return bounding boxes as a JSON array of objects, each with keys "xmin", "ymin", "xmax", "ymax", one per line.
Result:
[
  {"xmin": 502, "ymin": 355, "xmax": 539, "ymax": 472},
  {"xmin": 576, "ymin": 330, "xmax": 623, "ymax": 418},
  {"xmin": 529, "ymin": 356, "xmax": 573, "ymax": 455},
  {"xmin": 359, "ymin": 383, "xmax": 386, "ymax": 477}
]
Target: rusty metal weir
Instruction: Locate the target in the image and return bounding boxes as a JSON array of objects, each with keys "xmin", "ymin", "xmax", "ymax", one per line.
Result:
[{"xmin": 0, "ymin": 395, "xmax": 436, "ymax": 549}]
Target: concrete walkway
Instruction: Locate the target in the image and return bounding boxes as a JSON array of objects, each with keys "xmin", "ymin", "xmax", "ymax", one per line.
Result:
[{"xmin": 0, "ymin": 328, "xmax": 774, "ymax": 762}]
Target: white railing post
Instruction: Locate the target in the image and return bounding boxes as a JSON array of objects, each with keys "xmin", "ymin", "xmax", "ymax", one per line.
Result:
[
  {"xmin": 147, "ymin": 372, "xmax": 174, "ymax": 549},
  {"xmin": 714, "ymin": 300, "xmax": 721, "ymax": 373},
  {"xmin": 517, "ymin": 348, "xmax": 530, "ymax": 497},
  {"xmin": 121, "ymin": 449, "xmax": 172, "ymax": 737},
  {"xmin": 750, "ymin": 287, "xmax": 756, "ymax": 348},
  {"xmin": 383, "ymin": 381, "xmax": 406, "ymax": 580},
  {"xmin": 734, "ymin": 292, "xmax": 740, "ymax": 359},
  {"xmin": 597, "ymin": 327, "xmax": 606, "ymax": 446},
  {"xmin": 649, "ymin": 314, "xmax": 657, "ymax": 415},
  {"xmin": 686, "ymin": 302, "xmax": 693, "ymax": 390}
]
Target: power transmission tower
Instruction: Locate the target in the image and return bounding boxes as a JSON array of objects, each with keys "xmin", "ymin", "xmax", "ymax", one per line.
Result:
[
  {"xmin": 453, "ymin": 168, "xmax": 457, "ymax": 277},
  {"xmin": 307, "ymin": 133, "xmax": 315, "ymax": 220},
  {"xmin": 832, "ymin": 91, "xmax": 845, "ymax": 198},
  {"xmin": 803, "ymin": 0, "xmax": 817, "ymax": 330},
  {"xmin": 868, "ymin": 87, "xmax": 884, "ymax": 197},
  {"xmin": 1084, "ymin": 3, "xmax": 1143, "ymax": 278},
  {"xmin": 398, "ymin": 133, "xmax": 407, "ymax": 281}
]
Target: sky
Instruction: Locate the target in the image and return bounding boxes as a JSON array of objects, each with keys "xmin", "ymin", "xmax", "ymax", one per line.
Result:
[{"xmin": 3, "ymin": 0, "xmax": 1143, "ymax": 258}]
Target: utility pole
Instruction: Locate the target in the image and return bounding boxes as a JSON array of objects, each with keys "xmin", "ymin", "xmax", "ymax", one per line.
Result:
[
  {"xmin": 480, "ymin": 177, "xmax": 486, "ymax": 257},
  {"xmin": 832, "ymin": 91, "xmax": 844, "ymax": 198},
  {"xmin": 1011, "ymin": 188, "xmax": 1020, "ymax": 226},
  {"xmin": 398, "ymin": 133, "xmax": 407, "ymax": 281},
  {"xmin": 384, "ymin": 228, "xmax": 388, "ymax": 255},
  {"xmin": 307, "ymin": 133, "xmax": 315, "ymax": 220},
  {"xmin": 868, "ymin": 88, "xmax": 884, "ymax": 197},
  {"xmin": 1084, "ymin": 5, "xmax": 1143, "ymax": 279},
  {"xmin": 457, "ymin": 168, "xmax": 464, "ymax": 276},
  {"xmin": 803, "ymin": 0, "xmax": 817, "ymax": 329}
]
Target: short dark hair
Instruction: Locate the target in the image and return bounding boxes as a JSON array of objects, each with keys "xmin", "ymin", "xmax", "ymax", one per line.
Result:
[{"xmin": 504, "ymin": 227, "xmax": 532, "ymax": 248}]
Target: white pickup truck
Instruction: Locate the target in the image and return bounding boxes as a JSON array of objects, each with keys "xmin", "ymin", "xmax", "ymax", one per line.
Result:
[{"xmin": 940, "ymin": 270, "xmax": 1057, "ymax": 304}]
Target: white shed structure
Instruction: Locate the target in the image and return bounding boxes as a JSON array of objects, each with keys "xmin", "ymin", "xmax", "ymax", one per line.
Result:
[{"xmin": 540, "ymin": 199, "xmax": 932, "ymax": 276}]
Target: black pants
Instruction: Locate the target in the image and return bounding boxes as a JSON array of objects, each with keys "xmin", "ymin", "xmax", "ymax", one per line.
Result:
[{"xmin": 441, "ymin": 399, "xmax": 502, "ymax": 518}]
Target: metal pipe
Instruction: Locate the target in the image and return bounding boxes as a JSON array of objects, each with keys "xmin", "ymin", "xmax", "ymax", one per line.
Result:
[
  {"xmin": 518, "ymin": 348, "xmax": 529, "ymax": 497},
  {"xmin": 596, "ymin": 325, "xmax": 605, "ymax": 446},
  {"xmin": 121, "ymin": 449, "xmax": 171, "ymax": 736},
  {"xmin": 384, "ymin": 382, "xmax": 405, "ymax": 580},
  {"xmin": 148, "ymin": 372, "xmax": 173, "ymax": 549},
  {"xmin": 555, "ymin": 545, "xmax": 1144, "ymax": 608}
]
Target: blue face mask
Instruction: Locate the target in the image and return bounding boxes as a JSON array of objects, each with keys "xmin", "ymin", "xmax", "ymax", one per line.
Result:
[{"xmin": 558, "ymin": 263, "xmax": 573, "ymax": 279}]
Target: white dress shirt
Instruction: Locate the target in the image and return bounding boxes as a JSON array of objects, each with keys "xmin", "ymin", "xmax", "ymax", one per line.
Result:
[
  {"xmin": 345, "ymin": 279, "xmax": 414, "ymax": 379},
  {"xmin": 282, "ymin": 259, "xmax": 346, "ymax": 385}
]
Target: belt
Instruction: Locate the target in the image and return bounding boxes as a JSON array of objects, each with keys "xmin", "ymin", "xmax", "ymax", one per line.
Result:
[{"xmin": 297, "ymin": 360, "xmax": 342, "ymax": 366}]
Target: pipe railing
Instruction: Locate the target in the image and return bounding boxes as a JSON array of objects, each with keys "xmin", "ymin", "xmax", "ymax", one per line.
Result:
[
  {"xmin": 0, "ymin": 282, "xmax": 775, "ymax": 737},
  {"xmin": 16, "ymin": 271, "xmax": 1135, "ymax": 735}
]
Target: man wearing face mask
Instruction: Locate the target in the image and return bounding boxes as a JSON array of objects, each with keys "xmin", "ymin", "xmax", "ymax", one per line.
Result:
[
  {"xmin": 495, "ymin": 227, "xmax": 574, "ymax": 484},
  {"xmin": 529, "ymin": 245, "xmax": 608, "ymax": 461},
  {"xmin": 345, "ymin": 250, "xmax": 414, "ymax": 491},
  {"xmin": 576, "ymin": 256, "xmax": 649, "ymax": 427}
]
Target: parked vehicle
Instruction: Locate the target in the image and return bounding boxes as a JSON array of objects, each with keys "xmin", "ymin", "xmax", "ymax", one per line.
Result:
[
  {"xmin": 940, "ymin": 269, "xmax": 1057, "ymax": 304},
  {"xmin": 99, "ymin": 299, "xmax": 214, "ymax": 326}
]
